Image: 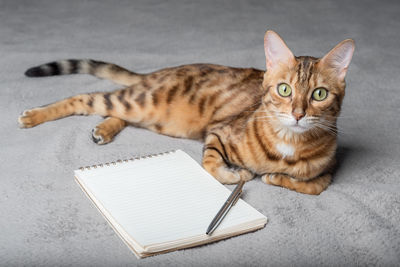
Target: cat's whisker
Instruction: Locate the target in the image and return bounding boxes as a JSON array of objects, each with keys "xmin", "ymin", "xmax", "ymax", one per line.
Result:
[
  {"xmin": 274, "ymin": 113, "xmax": 292, "ymax": 120},
  {"xmin": 308, "ymin": 127, "xmax": 324, "ymax": 138},
  {"xmin": 312, "ymin": 121, "xmax": 349, "ymax": 136},
  {"xmin": 318, "ymin": 121, "xmax": 343, "ymax": 132},
  {"xmin": 313, "ymin": 124, "xmax": 338, "ymax": 136},
  {"xmin": 315, "ymin": 123, "xmax": 337, "ymax": 132}
]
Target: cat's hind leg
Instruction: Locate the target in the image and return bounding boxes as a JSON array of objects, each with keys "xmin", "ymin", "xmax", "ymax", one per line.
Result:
[
  {"xmin": 18, "ymin": 93, "xmax": 102, "ymax": 128},
  {"xmin": 91, "ymin": 117, "xmax": 127, "ymax": 145},
  {"xmin": 202, "ymin": 133, "xmax": 254, "ymax": 184},
  {"xmin": 17, "ymin": 91, "xmax": 130, "ymax": 128}
]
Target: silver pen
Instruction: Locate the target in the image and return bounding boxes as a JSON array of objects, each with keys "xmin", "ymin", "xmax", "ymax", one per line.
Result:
[{"xmin": 206, "ymin": 180, "xmax": 245, "ymax": 235}]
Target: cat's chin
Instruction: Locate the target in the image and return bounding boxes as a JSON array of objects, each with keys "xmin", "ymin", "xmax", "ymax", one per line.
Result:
[
  {"xmin": 289, "ymin": 125, "xmax": 308, "ymax": 133},
  {"xmin": 275, "ymin": 116, "xmax": 311, "ymax": 135},
  {"xmin": 274, "ymin": 124, "xmax": 310, "ymax": 140}
]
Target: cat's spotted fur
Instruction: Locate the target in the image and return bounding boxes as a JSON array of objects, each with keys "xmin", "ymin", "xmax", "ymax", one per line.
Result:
[{"xmin": 19, "ymin": 31, "xmax": 355, "ymax": 194}]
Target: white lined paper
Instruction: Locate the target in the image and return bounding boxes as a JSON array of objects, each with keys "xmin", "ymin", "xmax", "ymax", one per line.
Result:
[{"xmin": 75, "ymin": 150, "xmax": 267, "ymax": 247}]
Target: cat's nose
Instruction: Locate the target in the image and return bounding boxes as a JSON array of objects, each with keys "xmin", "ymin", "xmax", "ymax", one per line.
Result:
[{"xmin": 292, "ymin": 110, "xmax": 305, "ymax": 121}]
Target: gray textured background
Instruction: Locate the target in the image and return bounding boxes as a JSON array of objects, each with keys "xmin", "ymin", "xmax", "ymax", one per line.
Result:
[{"xmin": 1, "ymin": 0, "xmax": 400, "ymax": 266}]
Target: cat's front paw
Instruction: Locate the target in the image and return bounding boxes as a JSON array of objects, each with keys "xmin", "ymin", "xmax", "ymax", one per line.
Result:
[
  {"xmin": 18, "ymin": 108, "xmax": 45, "ymax": 128},
  {"xmin": 261, "ymin": 173, "xmax": 277, "ymax": 185},
  {"xmin": 215, "ymin": 167, "xmax": 253, "ymax": 184},
  {"xmin": 91, "ymin": 127, "xmax": 112, "ymax": 145},
  {"xmin": 261, "ymin": 173, "xmax": 331, "ymax": 195}
]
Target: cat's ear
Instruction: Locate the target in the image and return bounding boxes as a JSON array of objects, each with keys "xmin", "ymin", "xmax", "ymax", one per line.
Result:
[
  {"xmin": 264, "ymin": 30, "xmax": 296, "ymax": 71},
  {"xmin": 320, "ymin": 39, "xmax": 355, "ymax": 81}
]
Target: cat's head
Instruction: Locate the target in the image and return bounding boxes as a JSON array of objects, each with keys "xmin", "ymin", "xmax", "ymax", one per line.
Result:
[{"xmin": 261, "ymin": 30, "xmax": 354, "ymax": 138}]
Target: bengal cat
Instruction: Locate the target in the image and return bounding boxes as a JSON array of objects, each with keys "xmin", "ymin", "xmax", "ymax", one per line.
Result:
[{"xmin": 18, "ymin": 31, "xmax": 355, "ymax": 195}]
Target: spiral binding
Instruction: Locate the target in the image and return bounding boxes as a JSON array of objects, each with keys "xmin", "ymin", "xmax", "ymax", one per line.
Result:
[{"xmin": 78, "ymin": 150, "xmax": 176, "ymax": 171}]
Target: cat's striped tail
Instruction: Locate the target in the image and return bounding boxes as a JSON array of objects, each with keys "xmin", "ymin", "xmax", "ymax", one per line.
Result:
[{"xmin": 24, "ymin": 59, "xmax": 142, "ymax": 86}]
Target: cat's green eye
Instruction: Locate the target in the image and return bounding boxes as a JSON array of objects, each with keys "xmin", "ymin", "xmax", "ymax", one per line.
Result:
[
  {"xmin": 277, "ymin": 83, "xmax": 292, "ymax": 97},
  {"xmin": 312, "ymin": 88, "xmax": 328, "ymax": 101}
]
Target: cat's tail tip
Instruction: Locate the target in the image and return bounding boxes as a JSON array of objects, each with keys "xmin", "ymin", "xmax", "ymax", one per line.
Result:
[
  {"xmin": 25, "ymin": 66, "xmax": 47, "ymax": 77},
  {"xmin": 24, "ymin": 60, "xmax": 82, "ymax": 78}
]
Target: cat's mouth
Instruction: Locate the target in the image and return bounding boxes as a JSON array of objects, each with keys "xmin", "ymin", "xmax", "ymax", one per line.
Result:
[
  {"xmin": 289, "ymin": 124, "xmax": 308, "ymax": 133},
  {"xmin": 276, "ymin": 115, "xmax": 310, "ymax": 134}
]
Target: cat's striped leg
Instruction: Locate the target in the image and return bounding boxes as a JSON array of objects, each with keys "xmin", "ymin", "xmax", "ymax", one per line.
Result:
[
  {"xmin": 91, "ymin": 117, "xmax": 127, "ymax": 145},
  {"xmin": 18, "ymin": 92, "xmax": 118, "ymax": 128},
  {"xmin": 261, "ymin": 173, "xmax": 331, "ymax": 195},
  {"xmin": 19, "ymin": 94, "xmax": 99, "ymax": 128},
  {"xmin": 202, "ymin": 133, "xmax": 254, "ymax": 184}
]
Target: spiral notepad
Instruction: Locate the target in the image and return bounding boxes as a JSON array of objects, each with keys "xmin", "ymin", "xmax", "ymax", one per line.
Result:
[{"xmin": 74, "ymin": 149, "xmax": 267, "ymax": 258}]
